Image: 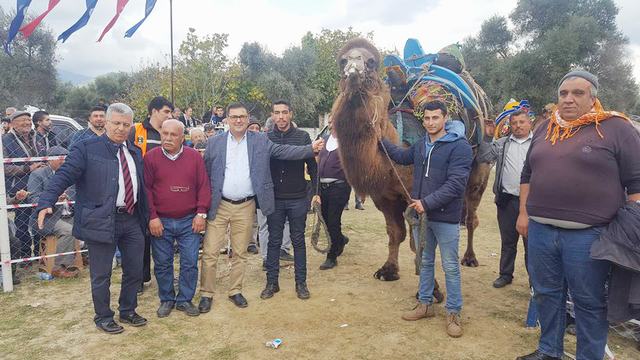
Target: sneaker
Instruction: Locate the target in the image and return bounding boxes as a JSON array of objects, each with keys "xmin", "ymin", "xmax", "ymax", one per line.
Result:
[
  {"xmin": 295, "ymin": 282, "xmax": 310, "ymax": 300},
  {"xmin": 279, "ymin": 249, "xmax": 294, "ymax": 262},
  {"xmin": 176, "ymin": 301, "xmax": 200, "ymax": 316},
  {"xmin": 492, "ymin": 276, "xmax": 512, "ymax": 288},
  {"xmin": 247, "ymin": 243, "xmax": 259, "ymax": 254},
  {"xmin": 157, "ymin": 301, "xmax": 175, "ymax": 318},
  {"xmin": 446, "ymin": 312, "xmax": 463, "ymax": 338},
  {"xmin": 401, "ymin": 303, "xmax": 435, "ymax": 321}
]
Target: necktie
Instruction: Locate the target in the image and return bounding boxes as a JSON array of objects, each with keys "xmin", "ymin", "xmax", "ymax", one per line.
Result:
[{"xmin": 118, "ymin": 146, "xmax": 135, "ymax": 214}]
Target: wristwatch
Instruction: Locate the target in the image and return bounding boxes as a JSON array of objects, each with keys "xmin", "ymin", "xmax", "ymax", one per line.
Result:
[{"xmin": 197, "ymin": 213, "xmax": 207, "ymax": 219}]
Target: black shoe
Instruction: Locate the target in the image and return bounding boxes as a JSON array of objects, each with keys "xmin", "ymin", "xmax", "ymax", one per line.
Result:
[
  {"xmin": 137, "ymin": 283, "xmax": 144, "ymax": 295},
  {"xmin": 156, "ymin": 301, "xmax": 175, "ymax": 318},
  {"xmin": 119, "ymin": 312, "xmax": 148, "ymax": 327},
  {"xmin": 95, "ymin": 320, "xmax": 124, "ymax": 334},
  {"xmin": 198, "ymin": 296, "xmax": 213, "ymax": 313},
  {"xmin": 247, "ymin": 243, "xmax": 259, "ymax": 254},
  {"xmin": 492, "ymin": 277, "xmax": 512, "ymax": 288},
  {"xmin": 516, "ymin": 350, "xmax": 561, "ymax": 360},
  {"xmin": 279, "ymin": 249, "xmax": 294, "ymax": 262},
  {"xmin": 260, "ymin": 283, "xmax": 280, "ymax": 299},
  {"xmin": 355, "ymin": 203, "xmax": 365, "ymax": 210},
  {"xmin": 228, "ymin": 293, "xmax": 248, "ymax": 308},
  {"xmin": 176, "ymin": 301, "xmax": 200, "ymax": 316},
  {"xmin": 296, "ymin": 282, "xmax": 310, "ymax": 300},
  {"xmin": 319, "ymin": 258, "xmax": 337, "ymax": 270}
]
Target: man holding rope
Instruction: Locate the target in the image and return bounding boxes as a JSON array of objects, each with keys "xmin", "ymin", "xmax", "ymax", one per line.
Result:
[{"xmin": 381, "ymin": 100, "xmax": 473, "ymax": 338}]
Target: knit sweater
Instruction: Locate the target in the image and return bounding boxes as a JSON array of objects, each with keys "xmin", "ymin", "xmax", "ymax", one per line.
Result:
[
  {"xmin": 521, "ymin": 117, "xmax": 640, "ymax": 226},
  {"xmin": 268, "ymin": 125, "xmax": 318, "ymax": 199},
  {"xmin": 144, "ymin": 146, "xmax": 211, "ymax": 219}
]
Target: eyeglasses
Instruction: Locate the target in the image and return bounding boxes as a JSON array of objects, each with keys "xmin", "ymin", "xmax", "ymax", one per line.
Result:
[{"xmin": 228, "ymin": 115, "xmax": 248, "ymax": 120}]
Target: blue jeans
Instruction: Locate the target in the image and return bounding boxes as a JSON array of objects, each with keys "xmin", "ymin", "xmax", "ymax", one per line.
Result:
[
  {"xmin": 528, "ymin": 220, "xmax": 610, "ymax": 359},
  {"xmin": 417, "ymin": 221, "xmax": 462, "ymax": 314},
  {"xmin": 266, "ymin": 198, "xmax": 309, "ymax": 284},
  {"xmin": 151, "ymin": 214, "xmax": 201, "ymax": 303}
]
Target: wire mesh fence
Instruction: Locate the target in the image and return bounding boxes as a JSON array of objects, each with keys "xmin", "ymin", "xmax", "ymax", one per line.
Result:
[{"xmin": 1, "ymin": 119, "xmax": 86, "ymax": 290}]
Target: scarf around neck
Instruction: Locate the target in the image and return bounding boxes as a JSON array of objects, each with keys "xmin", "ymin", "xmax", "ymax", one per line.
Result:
[{"xmin": 546, "ymin": 99, "xmax": 630, "ymax": 145}]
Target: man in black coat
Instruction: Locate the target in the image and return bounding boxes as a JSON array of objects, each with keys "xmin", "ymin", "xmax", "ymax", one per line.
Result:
[{"xmin": 37, "ymin": 103, "xmax": 149, "ymax": 334}]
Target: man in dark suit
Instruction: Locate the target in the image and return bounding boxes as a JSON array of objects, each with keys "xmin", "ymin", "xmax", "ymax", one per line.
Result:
[{"xmin": 36, "ymin": 103, "xmax": 149, "ymax": 334}]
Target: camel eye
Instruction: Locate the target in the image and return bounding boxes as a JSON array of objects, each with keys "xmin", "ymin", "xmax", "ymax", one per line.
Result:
[
  {"xmin": 366, "ymin": 58, "xmax": 376, "ymax": 69},
  {"xmin": 339, "ymin": 58, "xmax": 348, "ymax": 68}
]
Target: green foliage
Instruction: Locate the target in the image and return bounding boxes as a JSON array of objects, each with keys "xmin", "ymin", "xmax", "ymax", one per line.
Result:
[
  {"xmin": 463, "ymin": 0, "xmax": 638, "ymax": 114},
  {"xmin": 0, "ymin": 10, "xmax": 58, "ymax": 111}
]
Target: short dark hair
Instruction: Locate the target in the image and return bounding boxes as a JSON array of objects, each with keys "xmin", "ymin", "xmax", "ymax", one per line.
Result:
[
  {"xmin": 32, "ymin": 111, "xmax": 49, "ymax": 126},
  {"xmin": 89, "ymin": 105, "xmax": 106, "ymax": 116},
  {"xmin": 509, "ymin": 109, "xmax": 530, "ymax": 121},
  {"xmin": 423, "ymin": 100, "xmax": 448, "ymax": 117},
  {"xmin": 203, "ymin": 123, "xmax": 215, "ymax": 131},
  {"xmin": 1, "ymin": 117, "xmax": 10, "ymax": 123},
  {"xmin": 226, "ymin": 102, "xmax": 247, "ymax": 115},
  {"xmin": 272, "ymin": 100, "xmax": 292, "ymax": 112},
  {"xmin": 215, "ymin": 105, "xmax": 223, "ymax": 110},
  {"xmin": 147, "ymin": 96, "xmax": 174, "ymax": 115}
]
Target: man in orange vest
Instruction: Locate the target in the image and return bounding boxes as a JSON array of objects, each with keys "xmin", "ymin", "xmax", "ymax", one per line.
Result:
[{"xmin": 128, "ymin": 96, "xmax": 174, "ymax": 293}]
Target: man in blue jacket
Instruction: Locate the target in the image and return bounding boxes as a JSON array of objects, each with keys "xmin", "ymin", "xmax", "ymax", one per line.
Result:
[
  {"xmin": 381, "ymin": 100, "xmax": 472, "ymax": 338},
  {"xmin": 36, "ymin": 103, "xmax": 149, "ymax": 335}
]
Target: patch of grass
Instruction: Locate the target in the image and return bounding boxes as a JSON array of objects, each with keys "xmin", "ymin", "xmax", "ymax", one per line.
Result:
[{"xmin": 207, "ymin": 345, "xmax": 240, "ymax": 360}]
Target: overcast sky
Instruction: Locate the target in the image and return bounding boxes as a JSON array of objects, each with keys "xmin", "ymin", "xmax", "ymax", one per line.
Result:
[{"xmin": 1, "ymin": 0, "xmax": 639, "ymax": 82}]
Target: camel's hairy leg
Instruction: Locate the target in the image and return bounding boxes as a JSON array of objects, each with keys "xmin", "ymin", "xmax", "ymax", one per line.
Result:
[
  {"xmin": 461, "ymin": 162, "xmax": 491, "ymax": 267},
  {"xmin": 372, "ymin": 196, "xmax": 406, "ymax": 281}
]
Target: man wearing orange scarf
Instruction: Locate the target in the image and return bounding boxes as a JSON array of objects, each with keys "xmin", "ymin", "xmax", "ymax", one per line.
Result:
[{"xmin": 515, "ymin": 70, "xmax": 640, "ymax": 360}]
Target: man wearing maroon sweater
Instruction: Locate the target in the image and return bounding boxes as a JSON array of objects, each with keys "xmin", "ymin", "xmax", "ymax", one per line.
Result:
[
  {"xmin": 144, "ymin": 120, "xmax": 211, "ymax": 318},
  {"xmin": 516, "ymin": 70, "xmax": 640, "ymax": 360}
]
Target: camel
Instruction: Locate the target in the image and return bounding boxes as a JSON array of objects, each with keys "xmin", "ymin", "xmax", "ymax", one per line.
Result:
[{"xmin": 331, "ymin": 38, "xmax": 491, "ymax": 284}]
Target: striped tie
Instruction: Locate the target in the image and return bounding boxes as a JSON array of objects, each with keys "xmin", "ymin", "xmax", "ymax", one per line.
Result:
[{"xmin": 119, "ymin": 146, "xmax": 135, "ymax": 214}]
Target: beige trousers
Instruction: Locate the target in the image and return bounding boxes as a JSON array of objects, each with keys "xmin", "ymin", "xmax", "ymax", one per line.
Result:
[{"xmin": 200, "ymin": 199, "xmax": 256, "ymax": 297}]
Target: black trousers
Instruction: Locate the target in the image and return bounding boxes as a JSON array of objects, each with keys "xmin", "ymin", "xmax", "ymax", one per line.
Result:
[
  {"xmin": 87, "ymin": 212, "xmax": 144, "ymax": 323},
  {"xmin": 266, "ymin": 197, "xmax": 309, "ymax": 284},
  {"xmin": 496, "ymin": 194, "xmax": 528, "ymax": 280},
  {"xmin": 142, "ymin": 234, "xmax": 151, "ymax": 283},
  {"xmin": 320, "ymin": 182, "xmax": 351, "ymax": 260}
]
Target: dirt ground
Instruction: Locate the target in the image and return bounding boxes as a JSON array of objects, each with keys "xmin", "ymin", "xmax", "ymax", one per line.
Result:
[{"xmin": 1, "ymin": 176, "xmax": 639, "ymax": 360}]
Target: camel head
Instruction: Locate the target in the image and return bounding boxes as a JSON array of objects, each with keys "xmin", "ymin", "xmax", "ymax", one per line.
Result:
[{"xmin": 337, "ymin": 38, "xmax": 382, "ymax": 94}]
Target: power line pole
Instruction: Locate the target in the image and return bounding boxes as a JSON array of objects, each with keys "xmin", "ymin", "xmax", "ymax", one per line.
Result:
[{"xmin": 169, "ymin": 0, "xmax": 174, "ymax": 104}]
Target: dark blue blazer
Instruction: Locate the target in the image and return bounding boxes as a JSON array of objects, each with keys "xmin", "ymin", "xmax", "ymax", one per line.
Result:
[{"xmin": 36, "ymin": 134, "xmax": 149, "ymax": 244}]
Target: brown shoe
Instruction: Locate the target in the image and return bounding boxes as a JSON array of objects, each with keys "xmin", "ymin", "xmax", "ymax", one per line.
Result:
[
  {"xmin": 52, "ymin": 268, "xmax": 79, "ymax": 279},
  {"xmin": 401, "ymin": 303, "xmax": 434, "ymax": 321},
  {"xmin": 446, "ymin": 312, "xmax": 463, "ymax": 338}
]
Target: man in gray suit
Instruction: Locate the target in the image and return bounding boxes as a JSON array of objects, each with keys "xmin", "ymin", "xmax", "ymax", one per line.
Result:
[
  {"xmin": 198, "ymin": 102, "xmax": 323, "ymax": 312},
  {"xmin": 28, "ymin": 146, "xmax": 79, "ymax": 278}
]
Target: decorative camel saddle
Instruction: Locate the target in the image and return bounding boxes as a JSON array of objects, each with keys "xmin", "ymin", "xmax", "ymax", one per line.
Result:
[{"xmin": 384, "ymin": 38, "xmax": 491, "ymax": 147}]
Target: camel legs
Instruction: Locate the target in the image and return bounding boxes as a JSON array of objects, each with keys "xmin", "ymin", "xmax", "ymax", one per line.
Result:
[
  {"xmin": 371, "ymin": 196, "xmax": 406, "ymax": 281},
  {"xmin": 461, "ymin": 161, "xmax": 491, "ymax": 267}
]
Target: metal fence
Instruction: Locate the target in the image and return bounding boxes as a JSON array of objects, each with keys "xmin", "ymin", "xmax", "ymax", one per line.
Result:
[{"xmin": 1, "ymin": 125, "xmax": 84, "ymax": 292}]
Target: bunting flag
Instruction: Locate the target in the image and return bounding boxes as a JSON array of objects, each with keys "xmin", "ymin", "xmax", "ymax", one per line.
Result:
[
  {"xmin": 125, "ymin": 0, "xmax": 157, "ymax": 38},
  {"xmin": 3, "ymin": 0, "xmax": 33, "ymax": 55},
  {"xmin": 58, "ymin": 0, "xmax": 99, "ymax": 43},
  {"xmin": 19, "ymin": 0, "xmax": 61, "ymax": 39},
  {"xmin": 97, "ymin": 0, "xmax": 130, "ymax": 42}
]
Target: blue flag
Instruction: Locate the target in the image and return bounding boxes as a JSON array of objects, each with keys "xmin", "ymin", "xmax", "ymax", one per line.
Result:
[
  {"xmin": 4, "ymin": 0, "xmax": 33, "ymax": 55},
  {"xmin": 124, "ymin": 0, "xmax": 157, "ymax": 38},
  {"xmin": 58, "ymin": 0, "xmax": 99, "ymax": 43}
]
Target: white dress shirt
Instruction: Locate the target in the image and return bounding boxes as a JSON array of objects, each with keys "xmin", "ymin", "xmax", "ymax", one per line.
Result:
[
  {"xmin": 221, "ymin": 132, "xmax": 254, "ymax": 200},
  {"xmin": 116, "ymin": 142, "xmax": 139, "ymax": 207}
]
